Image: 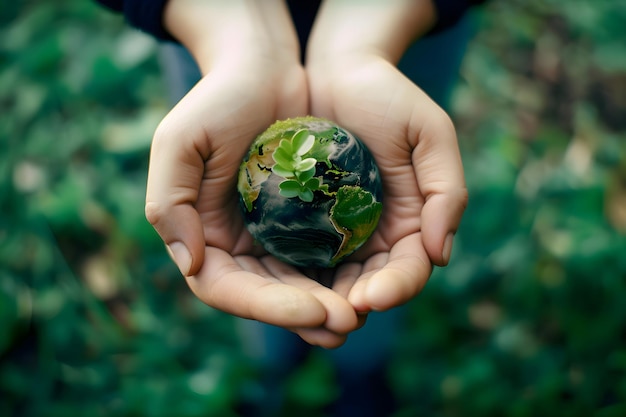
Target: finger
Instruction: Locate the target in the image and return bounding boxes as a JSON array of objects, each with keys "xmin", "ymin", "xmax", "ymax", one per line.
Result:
[
  {"xmin": 292, "ymin": 327, "xmax": 348, "ymax": 349},
  {"xmin": 356, "ymin": 312, "xmax": 369, "ymax": 329},
  {"xmin": 260, "ymin": 257, "xmax": 360, "ymax": 335},
  {"xmin": 187, "ymin": 248, "xmax": 327, "ymax": 328},
  {"xmin": 344, "ymin": 252, "xmax": 388, "ymax": 312},
  {"xmin": 289, "ymin": 264, "xmax": 357, "ymax": 349},
  {"xmin": 330, "ymin": 262, "xmax": 363, "ymax": 298},
  {"xmin": 293, "ymin": 316, "xmax": 368, "ymax": 349},
  {"xmin": 421, "ymin": 190, "xmax": 467, "ymax": 265},
  {"xmin": 348, "ymin": 234, "xmax": 431, "ymax": 312},
  {"xmin": 145, "ymin": 109, "xmax": 209, "ymax": 276},
  {"xmin": 292, "ymin": 309, "xmax": 369, "ymax": 348},
  {"xmin": 410, "ymin": 107, "xmax": 468, "ymax": 266},
  {"xmin": 233, "ymin": 255, "xmax": 277, "ymax": 279}
]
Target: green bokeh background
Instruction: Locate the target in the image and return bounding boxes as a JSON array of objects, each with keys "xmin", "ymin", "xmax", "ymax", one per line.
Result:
[{"xmin": 2, "ymin": 1, "xmax": 626, "ymax": 416}]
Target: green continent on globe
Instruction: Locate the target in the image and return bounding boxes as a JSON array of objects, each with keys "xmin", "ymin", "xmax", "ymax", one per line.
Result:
[
  {"xmin": 329, "ymin": 185, "xmax": 383, "ymax": 265},
  {"xmin": 237, "ymin": 116, "xmax": 383, "ymax": 268}
]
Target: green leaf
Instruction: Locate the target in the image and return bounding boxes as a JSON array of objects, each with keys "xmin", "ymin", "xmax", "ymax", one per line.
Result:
[
  {"xmin": 307, "ymin": 139, "xmax": 334, "ymax": 167},
  {"xmin": 296, "ymin": 158, "xmax": 317, "ymax": 172},
  {"xmin": 272, "ymin": 164, "xmax": 294, "ymax": 178},
  {"xmin": 294, "ymin": 133, "xmax": 315, "ymax": 156},
  {"xmin": 279, "ymin": 179, "xmax": 302, "ymax": 192},
  {"xmin": 279, "ymin": 188, "xmax": 300, "ymax": 198},
  {"xmin": 272, "ymin": 146, "xmax": 294, "ymax": 168},
  {"xmin": 298, "ymin": 188, "xmax": 314, "ymax": 202},
  {"xmin": 277, "ymin": 138, "xmax": 293, "ymax": 154},
  {"xmin": 279, "ymin": 179, "xmax": 303, "ymax": 198},
  {"xmin": 292, "ymin": 130, "xmax": 311, "ymax": 153},
  {"xmin": 279, "ymin": 187, "xmax": 301, "ymax": 199},
  {"xmin": 296, "ymin": 167, "xmax": 316, "ymax": 184},
  {"xmin": 304, "ymin": 177, "xmax": 321, "ymax": 190}
]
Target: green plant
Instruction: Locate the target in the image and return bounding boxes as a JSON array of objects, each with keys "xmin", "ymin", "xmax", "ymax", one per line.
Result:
[{"xmin": 271, "ymin": 129, "xmax": 329, "ymax": 202}]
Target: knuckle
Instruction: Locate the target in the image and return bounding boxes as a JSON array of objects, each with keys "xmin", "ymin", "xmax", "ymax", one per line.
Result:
[
  {"xmin": 151, "ymin": 117, "xmax": 176, "ymax": 148},
  {"xmin": 431, "ymin": 108, "xmax": 456, "ymax": 134},
  {"xmin": 144, "ymin": 201, "xmax": 164, "ymax": 226}
]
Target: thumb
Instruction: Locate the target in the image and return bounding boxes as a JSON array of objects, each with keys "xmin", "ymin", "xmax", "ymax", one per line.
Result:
[
  {"xmin": 145, "ymin": 118, "xmax": 208, "ymax": 276},
  {"xmin": 411, "ymin": 110, "xmax": 468, "ymax": 266},
  {"xmin": 146, "ymin": 203, "xmax": 206, "ymax": 277}
]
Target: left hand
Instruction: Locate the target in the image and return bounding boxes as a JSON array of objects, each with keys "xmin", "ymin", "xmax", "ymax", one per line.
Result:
[
  {"xmin": 144, "ymin": 0, "xmax": 363, "ymax": 348},
  {"xmin": 306, "ymin": 0, "xmax": 468, "ymax": 314}
]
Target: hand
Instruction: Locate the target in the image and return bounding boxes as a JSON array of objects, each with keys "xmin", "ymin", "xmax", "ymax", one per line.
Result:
[
  {"xmin": 144, "ymin": 0, "xmax": 360, "ymax": 348},
  {"xmin": 307, "ymin": 0, "xmax": 468, "ymax": 313}
]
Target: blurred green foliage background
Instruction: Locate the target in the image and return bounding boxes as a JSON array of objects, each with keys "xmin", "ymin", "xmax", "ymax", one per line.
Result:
[{"xmin": 2, "ymin": 1, "xmax": 626, "ymax": 416}]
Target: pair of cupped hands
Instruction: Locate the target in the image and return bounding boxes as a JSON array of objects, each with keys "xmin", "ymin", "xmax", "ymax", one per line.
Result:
[{"xmin": 144, "ymin": 0, "xmax": 467, "ymax": 348}]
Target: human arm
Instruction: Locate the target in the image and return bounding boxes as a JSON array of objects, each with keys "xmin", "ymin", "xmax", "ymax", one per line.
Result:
[
  {"xmin": 142, "ymin": 0, "xmax": 361, "ymax": 348},
  {"xmin": 306, "ymin": 0, "xmax": 469, "ymax": 312}
]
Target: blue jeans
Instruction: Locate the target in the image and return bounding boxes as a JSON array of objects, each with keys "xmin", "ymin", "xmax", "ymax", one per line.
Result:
[{"xmin": 157, "ymin": 13, "xmax": 474, "ymax": 416}]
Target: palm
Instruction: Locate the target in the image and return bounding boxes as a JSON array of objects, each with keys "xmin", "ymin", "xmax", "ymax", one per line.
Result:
[{"xmin": 191, "ymin": 70, "xmax": 287, "ymax": 256}]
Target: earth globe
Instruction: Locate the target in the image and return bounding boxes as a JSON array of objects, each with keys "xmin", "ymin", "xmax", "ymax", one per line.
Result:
[{"xmin": 237, "ymin": 116, "xmax": 383, "ymax": 268}]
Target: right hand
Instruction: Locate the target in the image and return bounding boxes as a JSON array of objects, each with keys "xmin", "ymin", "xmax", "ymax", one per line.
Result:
[{"xmin": 144, "ymin": 0, "xmax": 362, "ymax": 348}]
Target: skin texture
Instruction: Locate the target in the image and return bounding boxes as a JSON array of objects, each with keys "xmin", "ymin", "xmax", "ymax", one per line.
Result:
[
  {"xmin": 307, "ymin": 0, "xmax": 468, "ymax": 313},
  {"xmin": 145, "ymin": 0, "xmax": 467, "ymax": 348}
]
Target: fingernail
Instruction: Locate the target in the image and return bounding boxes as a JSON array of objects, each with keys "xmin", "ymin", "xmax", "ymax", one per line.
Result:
[
  {"xmin": 442, "ymin": 233, "xmax": 455, "ymax": 265},
  {"xmin": 167, "ymin": 242, "xmax": 192, "ymax": 276}
]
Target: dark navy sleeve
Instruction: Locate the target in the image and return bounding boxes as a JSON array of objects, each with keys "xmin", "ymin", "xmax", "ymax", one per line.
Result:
[
  {"xmin": 94, "ymin": 0, "xmax": 174, "ymax": 41},
  {"xmin": 430, "ymin": 0, "xmax": 487, "ymax": 33},
  {"xmin": 94, "ymin": 0, "xmax": 487, "ymax": 43}
]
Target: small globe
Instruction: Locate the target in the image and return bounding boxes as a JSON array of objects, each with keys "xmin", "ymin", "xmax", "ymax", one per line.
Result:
[{"xmin": 237, "ymin": 116, "xmax": 383, "ymax": 268}]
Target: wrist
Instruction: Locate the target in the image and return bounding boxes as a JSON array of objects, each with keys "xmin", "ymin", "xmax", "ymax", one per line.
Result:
[
  {"xmin": 307, "ymin": 0, "xmax": 436, "ymax": 65},
  {"xmin": 164, "ymin": 0, "xmax": 301, "ymax": 74}
]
